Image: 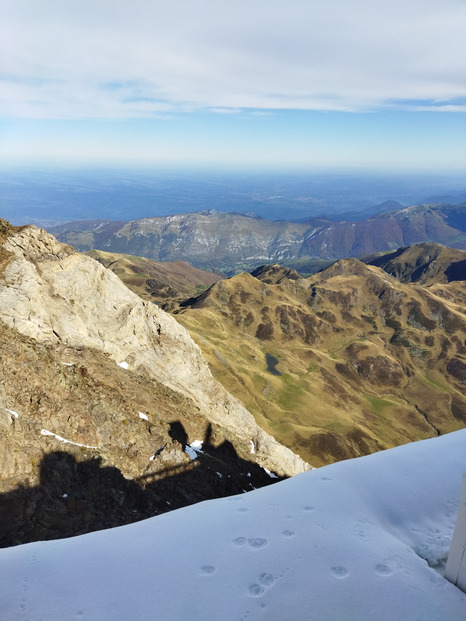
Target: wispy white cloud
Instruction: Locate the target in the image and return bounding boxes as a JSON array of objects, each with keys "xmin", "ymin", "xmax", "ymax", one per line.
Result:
[
  {"xmin": 209, "ymin": 108, "xmax": 243, "ymax": 115},
  {"xmin": 413, "ymin": 104, "xmax": 466, "ymax": 112},
  {"xmin": 1, "ymin": 0, "xmax": 465, "ymax": 119}
]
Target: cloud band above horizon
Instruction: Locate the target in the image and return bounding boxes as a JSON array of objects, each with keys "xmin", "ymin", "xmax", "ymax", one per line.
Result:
[{"xmin": 2, "ymin": 0, "xmax": 466, "ymax": 120}]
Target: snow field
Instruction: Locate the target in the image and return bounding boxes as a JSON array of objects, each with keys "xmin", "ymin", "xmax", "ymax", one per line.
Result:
[{"xmin": 1, "ymin": 430, "xmax": 466, "ymax": 620}]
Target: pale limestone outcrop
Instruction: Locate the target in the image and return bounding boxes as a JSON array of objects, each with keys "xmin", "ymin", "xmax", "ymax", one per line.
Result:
[{"xmin": 0, "ymin": 226, "xmax": 309, "ymax": 476}]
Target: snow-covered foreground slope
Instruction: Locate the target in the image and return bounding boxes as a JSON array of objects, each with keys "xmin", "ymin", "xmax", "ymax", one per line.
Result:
[{"xmin": 1, "ymin": 431, "xmax": 466, "ymax": 621}]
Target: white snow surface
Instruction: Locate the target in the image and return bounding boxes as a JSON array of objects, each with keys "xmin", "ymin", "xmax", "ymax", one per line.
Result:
[
  {"xmin": 185, "ymin": 440, "xmax": 204, "ymax": 460},
  {"xmin": 1, "ymin": 431, "xmax": 466, "ymax": 620},
  {"xmin": 40, "ymin": 429, "xmax": 99, "ymax": 450},
  {"xmin": 263, "ymin": 467, "xmax": 279, "ymax": 479}
]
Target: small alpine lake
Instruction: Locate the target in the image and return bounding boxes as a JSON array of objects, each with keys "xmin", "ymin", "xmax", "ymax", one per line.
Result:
[{"xmin": 266, "ymin": 353, "xmax": 281, "ymax": 376}]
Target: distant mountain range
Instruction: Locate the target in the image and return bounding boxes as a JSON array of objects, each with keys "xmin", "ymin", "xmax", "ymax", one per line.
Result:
[
  {"xmin": 51, "ymin": 203, "xmax": 466, "ymax": 273},
  {"xmin": 5, "ymin": 168, "xmax": 466, "ymax": 227}
]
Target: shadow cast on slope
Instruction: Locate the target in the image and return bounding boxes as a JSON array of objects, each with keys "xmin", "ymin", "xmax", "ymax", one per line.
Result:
[
  {"xmin": 0, "ymin": 422, "xmax": 284, "ymax": 548},
  {"xmin": 445, "ymin": 259, "xmax": 466, "ymax": 282}
]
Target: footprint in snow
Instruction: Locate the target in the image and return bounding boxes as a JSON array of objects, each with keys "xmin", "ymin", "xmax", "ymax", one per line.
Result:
[
  {"xmin": 232, "ymin": 536, "xmax": 269, "ymax": 549},
  {"xmin": 279, "ymin": 566, "xmax": 291, "ymax": 578},
  {"xmin": 20, "ymin": 548, "xmax": 37, "ymax": 612},
  {"xmin": 374, "ymin": 563, "xmax": 393, "ymax": 576},
  {"xmin": 258, "ymin": 573, "xmax": 275, "ymax": 587},
  {"xmin": 247, "ymin": 583, "xmax": 266, "ymax": 597},
  {"xmin": 248, "ymin": 537, "xmax": 268, "ymax": 549},
  {"xmin": 247, "ymin": 573, "xmax": 276, "ymax": 597},
  {"xmin": 355, "ymin": 525, "xmax": 370, "ymax": 541},
  {"xmin": 200, "ymin": 565, "xmax": 217, "ymax": 575},
  {"xmin": 331, "ymin": 566, "xmax": 349, "ymax": 578},
  {"xmin": 281, "ymin": 529, "xmax": 295, "ymax": 537}
]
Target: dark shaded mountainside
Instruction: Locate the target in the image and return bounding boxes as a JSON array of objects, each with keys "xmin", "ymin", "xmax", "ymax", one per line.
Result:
[
  {"xmin": 0, "ymin": 220, "xmax": 307, "ymax": 547},
  {"xmin": 88, "ymin": 239, "xmax": 466, "ymax": 468},
  {"xmin": 365, "ymin": 242, "xmax": 466, "ymax": 285},
  {"xmin": 50, "ymin": 203, "xmax": 466, "ymax": 273}
]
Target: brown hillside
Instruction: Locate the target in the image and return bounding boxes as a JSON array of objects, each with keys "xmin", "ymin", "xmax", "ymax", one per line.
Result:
[
  {"xmin": 85, "ymin": 250, "xmax": 223, "ymax": 308},
  {"xmin": 367, "ymin": 242, "xmax": 466, "ymax": 286},
  {"xmin": 173, "ymin": 257, "xmax": 466, "ymax": 466}
]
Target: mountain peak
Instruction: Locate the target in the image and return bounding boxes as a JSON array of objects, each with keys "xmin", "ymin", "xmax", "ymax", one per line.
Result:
[
  {"xmin": 367, "ymin": 243, "xmax": 466, "ymax": 285},
  {"xmin": 314, "ymin": 257, "xmax": 383, "ymax": 281},
  {"xmin": 250, "ymin": 264, "xmax": 301, "ymax": 283}
]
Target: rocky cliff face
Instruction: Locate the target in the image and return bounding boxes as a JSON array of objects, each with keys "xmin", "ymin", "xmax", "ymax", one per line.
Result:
[{"xmin": 0, "ymin": 221, "xmax": 309, "ymax": 545}]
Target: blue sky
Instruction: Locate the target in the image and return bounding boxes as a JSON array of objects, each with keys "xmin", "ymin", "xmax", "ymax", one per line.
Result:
[{"xmin": 1, "ymin": 0, "xmax": 466, "ymax": 171}]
